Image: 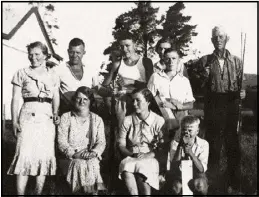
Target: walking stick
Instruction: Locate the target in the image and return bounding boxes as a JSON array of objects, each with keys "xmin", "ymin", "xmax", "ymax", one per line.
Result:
[
  {"xmin": 108, "ymin": 79, "xmax": 117, "ymax": 193},
  {"xmin": 237, "ymin": 32, "xmax": 246, "ymax": 134}
]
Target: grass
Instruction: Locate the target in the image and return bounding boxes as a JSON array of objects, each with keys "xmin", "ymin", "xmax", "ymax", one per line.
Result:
[{"xmin": 2, "ymin": 115, "xmax": 257, "ymax": 195}]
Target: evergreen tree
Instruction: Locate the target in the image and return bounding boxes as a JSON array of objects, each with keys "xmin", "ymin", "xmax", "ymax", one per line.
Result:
[
  {"xmin": 160, "ymin": 2, "xmax": 198, "ymax": 56},
  {"xmin": 105, "ymin": 1, "xmax": 161, "ymax": 58}
]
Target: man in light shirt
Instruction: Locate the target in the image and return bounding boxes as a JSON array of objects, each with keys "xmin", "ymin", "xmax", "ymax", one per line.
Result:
[
  {"xmin": 55, "ymin": 38, "xmax": 98, "ymax": 114},
  {"xmin": 147, "ymin": 47, "xmax": 195, "ymax": 142}
]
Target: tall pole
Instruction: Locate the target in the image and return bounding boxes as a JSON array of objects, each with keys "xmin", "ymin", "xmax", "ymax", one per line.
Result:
[
  {"xmin": 241, "ymin": 32, "xmax": 243, "ymax": 62},
  {"xmin": 108, "ymin": 79, "xmax": 117, "ymax": 193},
  {"xmin": 237, "ymin": 32, "xmax": 246, "ymax": 134}
]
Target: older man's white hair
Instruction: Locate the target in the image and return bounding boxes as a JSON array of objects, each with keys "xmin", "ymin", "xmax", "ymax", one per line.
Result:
[{"xmin": 212, "ymin": 25, "xmax": 229, "ymax": 39}]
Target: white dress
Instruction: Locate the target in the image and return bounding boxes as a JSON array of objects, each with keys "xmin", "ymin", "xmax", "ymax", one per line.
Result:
[{"xmin": 7, "ymin": 67, "xmax": 58, "ymax": 176}]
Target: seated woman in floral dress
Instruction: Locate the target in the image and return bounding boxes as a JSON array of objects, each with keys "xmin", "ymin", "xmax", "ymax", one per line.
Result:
[
  {"xmin": 117, "ymin": 88, "xmax": 165, "ymax": 195},
  {"xmin": 57, "ymin": 86, "xmax": 106, "ymax": 194}
]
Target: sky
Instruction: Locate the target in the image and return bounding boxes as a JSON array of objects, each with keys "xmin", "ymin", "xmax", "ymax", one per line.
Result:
[{"xmin": 2, "ymin": 1, "xmax": 257, "ymax": 74}]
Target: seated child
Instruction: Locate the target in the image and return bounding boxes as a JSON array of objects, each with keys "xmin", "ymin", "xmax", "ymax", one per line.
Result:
[{"xmin": 166, "ymin": 115, "xmax": 209, "ymax": 195}]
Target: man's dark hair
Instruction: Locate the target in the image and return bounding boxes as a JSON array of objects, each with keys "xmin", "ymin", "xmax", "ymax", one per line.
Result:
[
  {"xmin": 117, "ymin": 31, "xmax": 138, "ymax": 43},
  {"xmin": 69, "ymin": 38, "xmax": 85, "ymax": 48},
  {"xmin": 164, "ymin": 46, "xmax": 181, "ymax": 56},
  {"xmin": 155, "ymin": 37, "xmax": 172, "ymax": 53}
]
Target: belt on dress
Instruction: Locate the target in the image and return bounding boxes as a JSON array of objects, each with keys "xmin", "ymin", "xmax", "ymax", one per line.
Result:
[{"xmin": 24, "ymin": 97, "xmax": 52, "ymax": 103}]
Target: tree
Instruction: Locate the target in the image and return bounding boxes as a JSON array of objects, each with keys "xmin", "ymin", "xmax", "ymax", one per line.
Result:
[
  {"xmin": 159, "ymin": 2, "xmax": 198, "ymax": 57},
  {"xmin": 105, "ymin": 1, "xmax": 162, "ymax": 58}
]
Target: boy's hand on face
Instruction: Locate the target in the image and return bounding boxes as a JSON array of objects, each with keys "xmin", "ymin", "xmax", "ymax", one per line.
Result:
[{"xmin": 183, "ymin": 143, "xmax": 194, "ymax": 157}]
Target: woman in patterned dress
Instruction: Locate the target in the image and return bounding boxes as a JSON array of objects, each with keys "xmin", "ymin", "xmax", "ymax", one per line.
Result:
[
  {"xmin": 7, "ymin": 41, "xmax": 60, "ymax": 195},
  {"xmin": 57, "ymin": 86, "xmax": 106, "ymax": 194},
  {"xmin": 117, "ymin": 88, "xmax": 165, "ymax": 195}
]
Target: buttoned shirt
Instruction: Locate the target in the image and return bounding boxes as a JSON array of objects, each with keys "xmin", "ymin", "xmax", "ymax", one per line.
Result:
[
  {"xmin": 197, "ymin": 49, "xmax": 244, "ymax": 93},
  {"xmin": 117, "ymin": 111, "xmax": 165, "ymax": 153},
  {"xmin": 171, "ymin": 136, "xmax": 209, "ymax": 172},
  {"xmin": 147, "ymin": 72, "xmax": 195, "ymax": 104}
]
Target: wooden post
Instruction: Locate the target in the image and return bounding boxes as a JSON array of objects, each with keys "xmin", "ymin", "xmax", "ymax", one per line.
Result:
[{"xmin": 181, "ymin": 160, "xmax": 193, "ymax": 195}]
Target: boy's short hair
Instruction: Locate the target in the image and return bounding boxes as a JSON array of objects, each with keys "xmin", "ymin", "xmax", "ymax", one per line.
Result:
[{"xmin": 181, "ymin": 115, "xmax": 200, "ymax": 128}]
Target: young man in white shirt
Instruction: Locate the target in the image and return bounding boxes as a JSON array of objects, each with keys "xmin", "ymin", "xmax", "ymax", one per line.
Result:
[{"xmin": 147, "ymin": 47, "xmax": 195, "ymax": 142}]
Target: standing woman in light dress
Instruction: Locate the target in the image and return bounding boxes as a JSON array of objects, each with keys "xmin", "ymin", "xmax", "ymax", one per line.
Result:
[
  {"xmin": 117, "ymin": 88, "xmax": 165, "ymax": 195},
  {"xmin": 7, "ymin": 41, "xmax": 60, "ymax": 195},
  {"xmin": 57, "ymin": 86, "xmax": 106, "ymax": 195}
]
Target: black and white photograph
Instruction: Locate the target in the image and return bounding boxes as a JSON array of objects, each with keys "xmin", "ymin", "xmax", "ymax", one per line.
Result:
[{"xmin": 1, "ymin": 1, "xmax": 257, "ymax": 195}]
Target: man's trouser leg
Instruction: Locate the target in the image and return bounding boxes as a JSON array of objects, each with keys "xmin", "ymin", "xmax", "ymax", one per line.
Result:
[{"xmin": 224, "ymin": 98, "xmax": 241, "ymax": 189}]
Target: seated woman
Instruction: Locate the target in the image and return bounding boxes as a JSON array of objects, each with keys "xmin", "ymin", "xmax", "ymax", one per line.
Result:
[
  {"xmin": 117, "ymin": 88, "xmax": 165, "ymax": 195},
  {"xmin": 57, "ymin": 86, "xmax": 106, "ymax": 194}
]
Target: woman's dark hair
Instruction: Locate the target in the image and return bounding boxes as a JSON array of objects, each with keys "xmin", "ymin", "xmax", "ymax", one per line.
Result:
[
  {"xmin": 69, "ymin": 38, "xmax": 85, "ymax": 48},
  {"xmin": 27, "ymin": 41, "xmax": 51, "ymax": 60},
  {"xmin": 132, "ymin": 88, "xmax": 153, "ymax": 103},
  {"xmin": 155, "ymin": 37, "xmax": 172, "ymax": 53},
  {"xmin": 72, "ymin": 86, "xmax": 95, "ymax": 106}
]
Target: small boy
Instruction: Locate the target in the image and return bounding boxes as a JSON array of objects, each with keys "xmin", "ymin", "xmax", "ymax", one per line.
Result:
[{"xmin": 166, "ymin": 115, "xmax": 209, "ymax": 195}]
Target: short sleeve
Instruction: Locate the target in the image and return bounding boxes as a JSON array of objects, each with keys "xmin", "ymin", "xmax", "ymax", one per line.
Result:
[
  {"xmin": 51, "ymin": 67, "xmax": 60, "ymax": 89},
  {"xmin": 156, "ymin": 115, "xmax": 165, "ymax": 137},
  {"xmin": 147, "ymin": 73, "xmax": 158, "ymax": 97},
  {"xmin": 117, "ymin": 116, "xmax": 131, "ymax": 147},
  {"xmin": 11, "ymin": 69, "xmax": 24, "ymax": 87},
  {"xmin": 184, "ymin": 78, "xmax": 195, "ymax": 103},
  {"xmin": 198, "ymin": 140, "xmax": 209, "ymax": 172}
]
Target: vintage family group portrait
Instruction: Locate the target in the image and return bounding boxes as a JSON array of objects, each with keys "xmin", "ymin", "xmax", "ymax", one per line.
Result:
[{"xmin": 2, "ymin": 1, "xmax": 257, "ymax": 196}]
